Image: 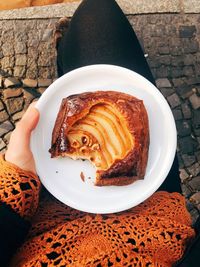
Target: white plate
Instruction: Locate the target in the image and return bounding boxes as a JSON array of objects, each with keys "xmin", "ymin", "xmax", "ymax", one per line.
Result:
[{"xmin": 31, "ymin": 64, "xmax": 177, "ymax": 214}]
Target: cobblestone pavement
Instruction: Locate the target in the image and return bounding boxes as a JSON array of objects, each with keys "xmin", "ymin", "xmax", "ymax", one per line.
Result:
[{"xmin": 0, "ymin": 14, "xmax": 200, "ymax": 222}]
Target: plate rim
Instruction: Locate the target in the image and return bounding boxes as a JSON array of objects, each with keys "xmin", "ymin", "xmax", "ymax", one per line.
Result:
[{"xmin": 31, "ymin": 64, "xmax": 177, "ymax": 214}]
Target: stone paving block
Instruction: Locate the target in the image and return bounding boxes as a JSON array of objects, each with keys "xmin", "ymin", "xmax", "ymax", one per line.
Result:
[
  {"xmin": 156, "ymin": 78, "xmax": 172, "ymax": 88},
  {"xmin": 171, "ymin": 56, "xmax": 184, "ymax": 67},
  {"xmin": 15, "ymin": 41, "xmax": 27, "ymax": 54},
  {"xmin": 195, "ymin": 151, "xmax": 200, "ymax": 162},
  {"xmin": 184, "ymin": 54, "xmax": 195, "ymax": 65},
  {"xmin": 188, "ymin": 176, "xmax": 200, "ymax": 192},
  {"xmin": 14, "ymin": 67, "xmax": 26, "ymax": 78},
  {"xmin": 5, "ymin": 97, "xmax": 24, "ymax": 115},
  {"xmin": 37, "ymin": 87, "xmax": 46, "ymax": 95},
  {"xmin": 0, "ymin": 110, "xmax": 9, "ymax": 123},
  {"xmin": 156, "ymin": 66, "xmax": 169, "ymax": 78},
  {"xmin": 190, "ymin": 78, "xmax": 200, "ymax": 86},
  {"xmin": 195, "ymin": 71, "xmax": 200, "ymax": 81},
  {"xmin": 179, "ymin": 25, "xmax": 196, "ymax": 38},
  {"xmin": 172, "ymin": 109, "xmax": 183, "ymax": 120},
  {"xmin": 171, "ymin": 48, "xmax": 183, "ymax": 57},
  {"xmin": 0, "ymin": 101, "xmax": 4, "ymax": 111},
  {"xmin": 187, "ymin": 163, "xmax": 200, "ymax": 177},
  {"xmin": 38, "ymin": 67, "xmax": 53, "ymax": 79},
  {"xmin": 4, "ymin": 77, "xmax": 21, "ymax": 88},
  {"xmin": 179, "ymin": 136, "xmax": 197, "ymax": 154},
  {"xmin": 27, "ymin": 47, "xmax": 38, "ymax": 58},
  {"xmin": 181, "ymin": 103, "xmax": 192, "ymax": 119},
  {"xmin": 3, "ymin": 88, "xmax": 22, "ymax": 99},
  {"xmin": 158, "ymin": 46, "xmax": 170, "ymax": 55},
  {"xmin": 193, "ymin": 110, "xmax": 200, "ymax": 128},
  {"xmin": 194, "ymin": 128, "xmax": 200, "ymax": 137},
  {"xmin": 190, "ymin": 192, "xmax": 200, "ymax": 205},
  {"xmin": 27, "ymin": 37, "xmax": 40, "ymax": 47},
  {"xmin": 160, "ymin": 88, "xmax": 174, "ymax": 98},
  {"xmin": 26, "ymin": 67, "xmax": 38, "ymax": 80},
  {"xmin": 180, "ymin": 168, "xmax": 189, "ymax": 182},
  {"xmin": 15, "ymin": 55, "xmax": 27, "ymax": 66},
  {"xmin": 176, "ymin": 85, "xmax": 193, "ymax": 99},
  {"xmin": 38, "ymin": 79, "xmax": 52, "ymax": 87},
  {"xmin": 189, "ymin": 93, "xmax": 200, "ymax": 109},
  {"xmin": 1, "ymin": 57, "xmax": 15, "ymax": 69},
  {"xmin": 177, "ymin": 153, "xmax": 184, "ymax": 169},
  {"xmin": 0, "ymin": 139, "xmax": 6, "ymax": 151},
  {"xmin": 23, "ymin": 88, "xmax": 40, "ymax": 102},
  {"xmin": 41, "ymin": 29, "xmax": 53, "ymax": 41},
  {"xmin": 183, "ymin": 66, "xmax": 194, "ymax": 76},
  {"xmin": 12, "ymin": 110, "xmax": 25, "ymax": 121},
  {"xmin": 2, "ymin": 43, "xmax": 14, "ymax": 57},
  {"xmin": 0, "ymin": 120, "xmax": 14, "ymax": 137},
  {"xmin": 158, "ymin": 55, "xmax": 171, "ymax": 65},
  {"xmin": 38, "ymin": 54, "xmax": 53, "ymax": 67},
  {"xmin": 171, "ymin": 67, "xmax": 184, "ymax": 78},
  {"xmin": 167, "ymin": 93, "xmax": 181, "ymax": 108},
  {"xmin": 14, "ymin": 31, "xmax": 27, "ymax": 42},
  {"xmin": 22, "ymin": 78, "xmax": 37, "ymax": 88},
  {"xmin": 176, "ymin": 120, "xmax": 191, "ymax": 137},
  {"xmin": 181, "ymin": 154, "xmax": 196, "ymax": 167},
  {"xmin": 4, "ymin": 131, "xmax": 12, "ymax": 144},
  {"xmin": 183, "ymin": 39, "xmax": 199, "ymax": 54},
  {"xmin": 181, "ymin": 183, "xmax": 192, "ymax": 198},
  {"xmin": 172, "ymin": 78, "xmax": 186, "ymax": 87}
]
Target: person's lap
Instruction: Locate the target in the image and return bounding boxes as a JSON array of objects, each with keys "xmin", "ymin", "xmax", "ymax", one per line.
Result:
[{"xmin": 57, "ymin": 0, "xmax": 181, "ymax": 194}]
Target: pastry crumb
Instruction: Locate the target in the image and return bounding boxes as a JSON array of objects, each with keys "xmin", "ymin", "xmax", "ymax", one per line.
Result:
[{"xmin": 80, "ymin": 172, "xmax": 85, "ymax": 182}]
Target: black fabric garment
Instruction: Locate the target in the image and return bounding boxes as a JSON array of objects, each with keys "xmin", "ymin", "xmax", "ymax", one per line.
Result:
[
  {"xmin": 175, "ymin": 216, "xmax": 200, "ymax": 267},
  {"xmin": 0, "ymin": 202, "xmax": 30, "ymax": 267},
  {"xmin": 57, "ymin": 0, "xmax": 155, "ymax": 84},
  {"xmin": 57, "ymin": 0, "xmax": 181, "ymax": 194}
]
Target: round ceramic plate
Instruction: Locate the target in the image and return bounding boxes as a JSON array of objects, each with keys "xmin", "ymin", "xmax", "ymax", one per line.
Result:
[{"xmin": 31, "ymin": 64, "xmax": 177, "ymax": 214}]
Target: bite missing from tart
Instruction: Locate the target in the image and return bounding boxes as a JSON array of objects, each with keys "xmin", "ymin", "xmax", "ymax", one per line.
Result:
[{"xmin": 49, "ymin": 91, "xmax": 149, "ymax": 186}]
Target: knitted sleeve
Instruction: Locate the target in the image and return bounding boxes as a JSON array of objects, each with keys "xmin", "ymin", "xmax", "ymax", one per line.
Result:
[{"xmin": 0, "ymin": 155, "xmax": 41, "ymax": 219}]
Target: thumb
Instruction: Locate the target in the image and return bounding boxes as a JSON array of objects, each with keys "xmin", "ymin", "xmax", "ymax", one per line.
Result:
[
  {"xmin": 19, "ymin": 102, "xmax": 40, "ymax": 133},
  {"xmin": 15, "ymin": 102, "xmax": 40, "ymax": 150},
  {"xmin": 5, "ymin": 102, "xmax": 40, "ymax": 173}
]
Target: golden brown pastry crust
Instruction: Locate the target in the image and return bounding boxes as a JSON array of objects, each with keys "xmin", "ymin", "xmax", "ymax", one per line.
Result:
[{"xmin": 49, "ymin": 91, "xmax": 149, "ymax": 186}]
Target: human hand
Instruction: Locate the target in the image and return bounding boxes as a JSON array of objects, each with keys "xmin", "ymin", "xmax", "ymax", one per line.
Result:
[{"xmin": 5, "ymin": 102, "xmax": 39, "ymax": 174}]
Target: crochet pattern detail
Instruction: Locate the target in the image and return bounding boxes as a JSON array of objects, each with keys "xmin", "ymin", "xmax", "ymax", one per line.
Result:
[
  {"xmin": 0, "ymin": 155, "xmax": 41, "ymax": 219},
  {"xmin": 11, "ymin": 192, "xmax": 195, "ymax": 267}
]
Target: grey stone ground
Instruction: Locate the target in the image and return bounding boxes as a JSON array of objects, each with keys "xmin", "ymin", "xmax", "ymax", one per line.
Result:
[{"xmin": 0, "ymin": 14, "xmax": 200, "ymax": 222}]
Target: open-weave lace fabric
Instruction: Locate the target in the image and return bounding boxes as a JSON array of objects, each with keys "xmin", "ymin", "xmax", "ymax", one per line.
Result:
[
  {"xmin": 12, "ymin": 193, "xmax": 195, "ymax": 267},
  {"xmin": 0, "ymin": 156, "xmax": 195, "ymax": 266},
  {"xmin": 0, "ymin": 155, "xmax": 40, "ymax": 219}
]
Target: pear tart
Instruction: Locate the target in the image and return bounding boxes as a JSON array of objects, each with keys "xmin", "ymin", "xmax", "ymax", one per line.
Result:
[{"xmin": 49, "ymin": 91, "xmax": 149, "ymax": 186}]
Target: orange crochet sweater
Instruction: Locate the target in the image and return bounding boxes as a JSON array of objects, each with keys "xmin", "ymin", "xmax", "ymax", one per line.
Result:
[{"xmin": 0, "ymin": 155, "xmax": 195, "ymax": 267}]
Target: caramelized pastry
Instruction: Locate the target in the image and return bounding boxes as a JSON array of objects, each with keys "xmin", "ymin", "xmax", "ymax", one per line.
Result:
[{"xmin": 49, "ymin": 91, "xmax": 149, "ymax": 186}]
